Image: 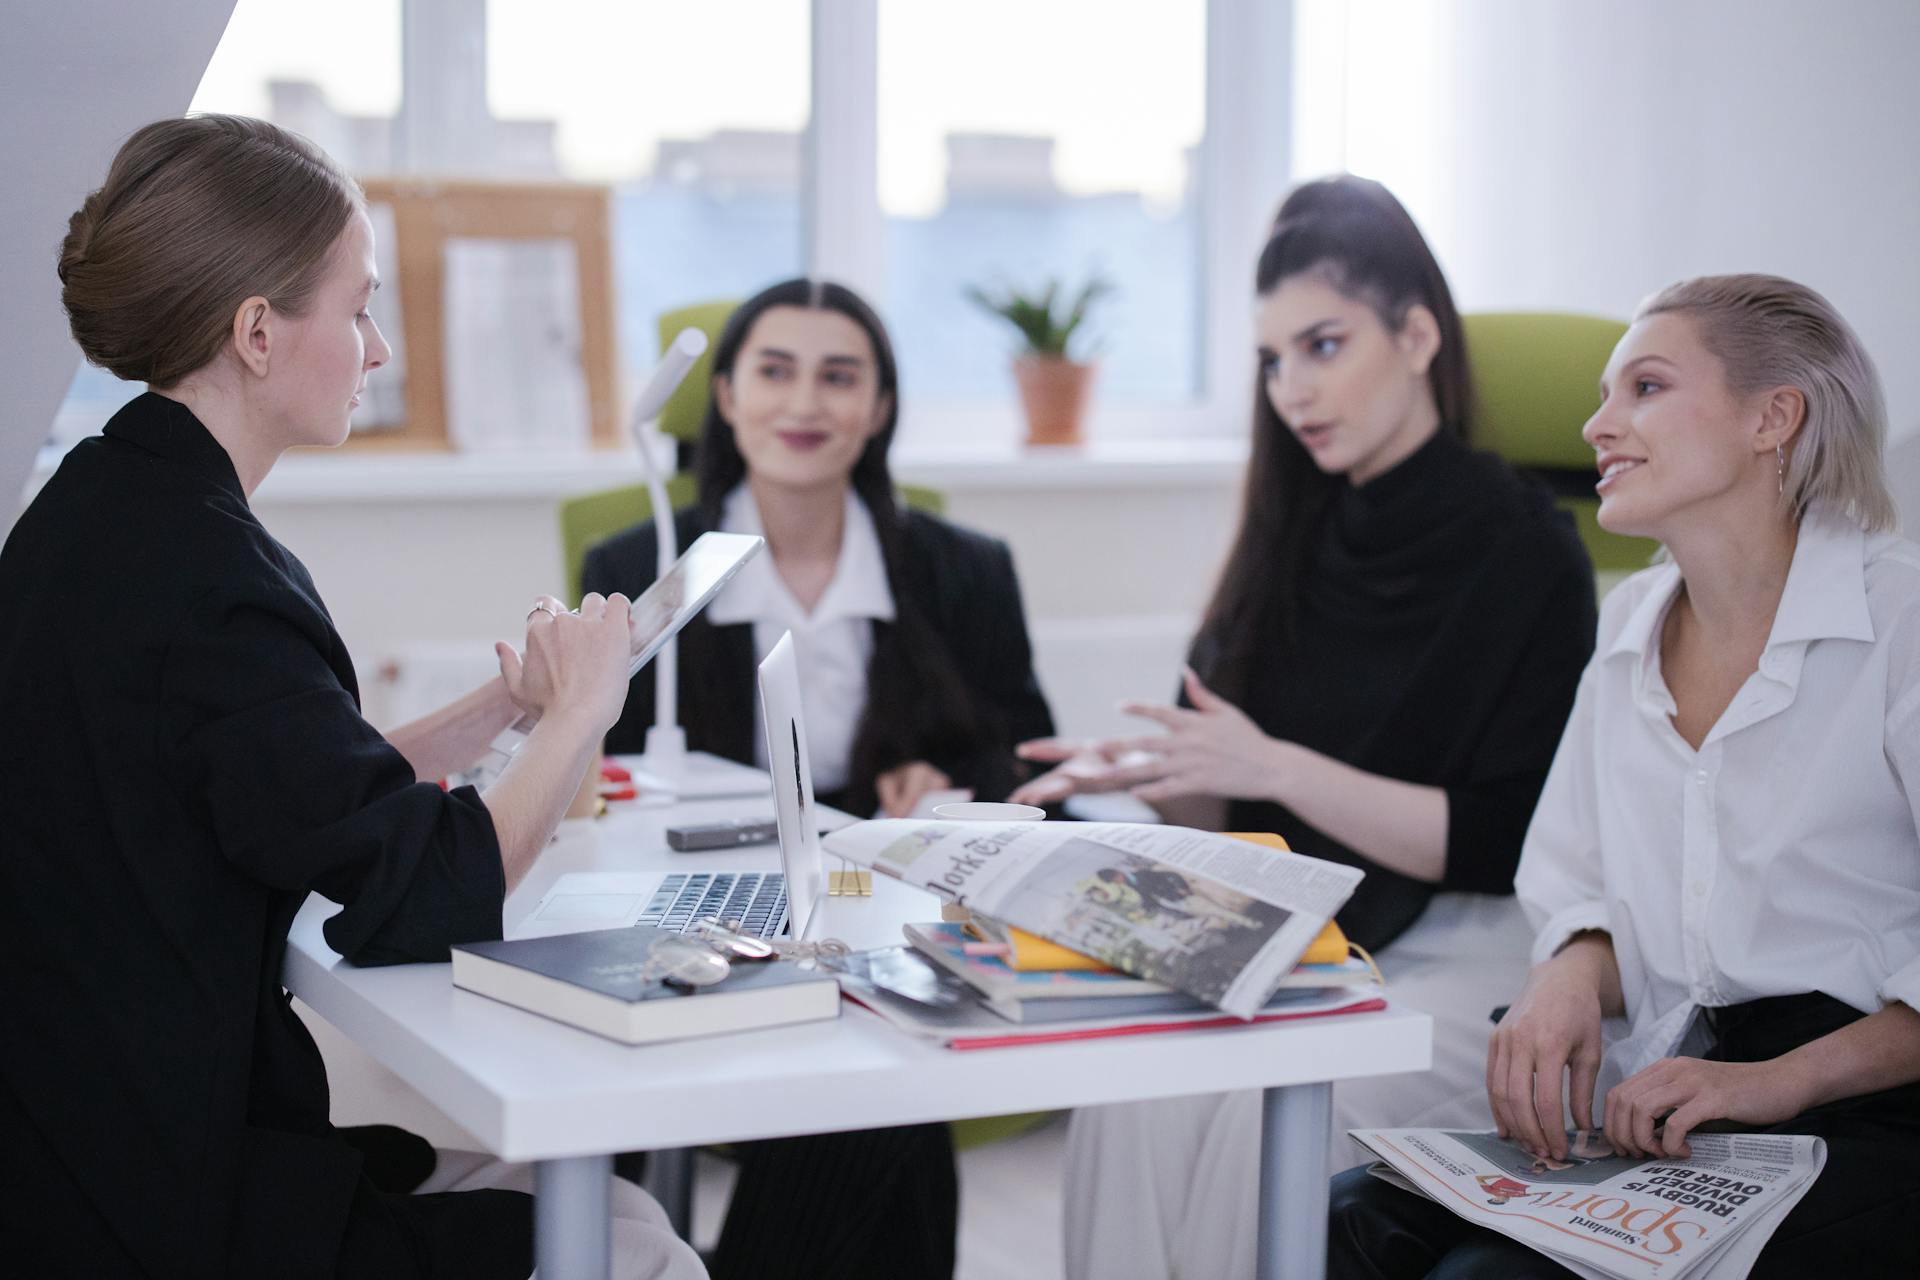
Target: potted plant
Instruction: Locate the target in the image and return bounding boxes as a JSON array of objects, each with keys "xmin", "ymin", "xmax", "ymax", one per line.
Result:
[{"xmin": 965, "ymin": 274, "xmax": 1113, "ymax": 447}]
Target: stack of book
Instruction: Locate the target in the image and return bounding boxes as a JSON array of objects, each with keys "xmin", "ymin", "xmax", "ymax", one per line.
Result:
[
  {"xmin": 824, "ymin": 825, "xmax": 1388, "ymax": 1047},
  {"xmin": 908, "ymin": 918, "xmax": 1371, "ymax": 1023},
  {"xmin": 832, "ymin": 916, "xmax": 1384, "ymax": 1050}
]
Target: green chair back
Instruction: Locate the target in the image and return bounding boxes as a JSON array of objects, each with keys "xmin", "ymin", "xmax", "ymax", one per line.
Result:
[
  {"xmin": 559, "ymin": 477, "xmax": 700, "ymax": 605},
  {"xmin": 656, "ymin": 300, "xmax": 739, "ymax": 444},
  {"xmin": 1462, "ymin": 312, "xmax": 1660, "ymax": 574}
]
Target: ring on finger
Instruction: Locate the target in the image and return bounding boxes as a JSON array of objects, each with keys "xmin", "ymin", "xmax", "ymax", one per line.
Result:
[{"xmin": 527, "ymin": 602, "xmax": 560, "ymax": 621}]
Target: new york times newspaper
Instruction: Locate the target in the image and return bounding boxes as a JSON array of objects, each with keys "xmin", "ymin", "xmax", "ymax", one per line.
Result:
[
  {"xmin": 821, "ymin": 820, "xmax": 1362, "ymax": 1018},
  {"xmin": 1352, "ymin": 1128, "xmax": 1827, "ymax": 1280}
]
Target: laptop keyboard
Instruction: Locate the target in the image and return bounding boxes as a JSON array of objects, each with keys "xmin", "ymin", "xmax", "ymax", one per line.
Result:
[{"xmin": 637, "ymin": 872, "xmax": 788, "ymax": 939}]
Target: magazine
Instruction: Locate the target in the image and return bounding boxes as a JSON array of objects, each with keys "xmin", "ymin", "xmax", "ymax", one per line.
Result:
[
  {"xmin": 1350, "ymin": 1128, "xmax": 1827, "ymax": 1280},
  {"xmin": 821, "ymin": 820, "xmax": 1363, "ymax": 1018}
]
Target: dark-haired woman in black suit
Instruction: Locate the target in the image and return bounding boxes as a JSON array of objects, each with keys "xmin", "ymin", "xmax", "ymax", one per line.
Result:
[
  {"xmin": 582, "ymin": 277, "xmax": 1055, "ymax": 1279},
  {"xmin": 1013, "ymin": 176, "xmax": 1599, "ymax": 1279},
  {"xmin": 584, "ymin": 278, "xmax": 1053, "ymax": 821}
]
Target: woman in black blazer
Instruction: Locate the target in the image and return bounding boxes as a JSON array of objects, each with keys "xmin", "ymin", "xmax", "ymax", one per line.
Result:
[
  {"xmin": 583, "ymin": 278, "xmax": 1055, "ymax": 1280},
  {"xmin": 583, "ymin": 278, "xmax": 1055, "ymax": 819},
  {"xmin": 2, "ymin": 116, "xmax": 699, "ymax": 1279}
]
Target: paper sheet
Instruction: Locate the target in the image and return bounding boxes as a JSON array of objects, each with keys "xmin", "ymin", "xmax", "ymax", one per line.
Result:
[{"xmin": 442, "ymin": 236, "xmax": 591, "ymax": 452}]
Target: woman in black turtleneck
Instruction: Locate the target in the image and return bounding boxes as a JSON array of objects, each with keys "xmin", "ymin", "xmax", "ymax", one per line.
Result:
[{"xmin": 1017, "ymin": 176, "xmax": 1597, "ymax": 1280}]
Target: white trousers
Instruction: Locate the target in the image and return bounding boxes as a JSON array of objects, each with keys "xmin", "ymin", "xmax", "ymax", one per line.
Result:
[
  {"xmin": 421, "ymin": 1149, "xmax": 708, "ymax": 1280},
  {"xmin": 1061, "ymin": 893, "xmax": 1534, "ymax": 1280}
]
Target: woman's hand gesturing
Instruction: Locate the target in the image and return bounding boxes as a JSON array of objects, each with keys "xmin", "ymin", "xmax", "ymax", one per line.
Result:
[
  {"xmin": 1113, "ymin": 668, "xmax": 1289, "ymax": 805},
  {"xmin": 1011, "ymin": 668, "xmax": 1286, "ymax": 807}
]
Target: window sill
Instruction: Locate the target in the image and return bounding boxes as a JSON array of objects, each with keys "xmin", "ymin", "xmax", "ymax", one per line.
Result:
[{"xmin": 31, "ymin": 434, "xmax": 1249, "ymax": 505}]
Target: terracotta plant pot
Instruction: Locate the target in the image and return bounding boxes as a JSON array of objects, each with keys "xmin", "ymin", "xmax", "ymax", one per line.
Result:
[{"xmin": 1012, "ymin": 356, "xmax": 1095, "ymax": 447}]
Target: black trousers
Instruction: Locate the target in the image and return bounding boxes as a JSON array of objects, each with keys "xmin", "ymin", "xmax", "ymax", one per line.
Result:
[
  {"xmin": 1328, "ymin": 993, "xmax": 1920, "ymax": 1279},
  {"xmin": 709, "ymin": 1121, "xmax": 958, "ymax": 1280},
  {"xmin": 336, "ymin": 1125, "xmax": 534, "ymax": 1280},
  {"xmin": 616, "ymin": 1120, "xmax": 959, "ymax": 1280}
]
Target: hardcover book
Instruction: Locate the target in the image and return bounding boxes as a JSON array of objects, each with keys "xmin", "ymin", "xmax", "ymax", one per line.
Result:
[{"xmin": 452, "ymin": 925, "xmax": 840, "ymax": 1045}]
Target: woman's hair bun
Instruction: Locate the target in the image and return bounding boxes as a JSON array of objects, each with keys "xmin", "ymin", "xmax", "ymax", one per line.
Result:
[{"xmin": 58, "ymin": 115, "xmax": 361, "ymax": 387}]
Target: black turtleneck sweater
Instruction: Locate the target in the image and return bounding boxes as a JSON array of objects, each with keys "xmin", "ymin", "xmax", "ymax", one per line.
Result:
[{"xmin": 1200, "ymin": 429, "xmax": 1596, "ymax": 951}]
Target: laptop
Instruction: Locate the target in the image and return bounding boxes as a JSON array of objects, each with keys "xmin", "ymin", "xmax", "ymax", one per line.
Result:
[{"xmin": 514, "ymin": 630, "xmax": 825, "ymax": 942}]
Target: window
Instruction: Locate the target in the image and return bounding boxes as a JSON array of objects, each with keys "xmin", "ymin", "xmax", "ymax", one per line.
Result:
[
  {"xmin": 49, "ymin": 0, "xmax": 405, "ymax": 446},
  {"xmin": 486, "ymin": 1, "xmax": 809, "ymax": 386},
  {"xmin": 875, "ymin": 1, "xmax": 1204, "ymax": 405},
  {"xmin": 47, "ymin": 0, "xmax": 1291, "ymax": 454}
]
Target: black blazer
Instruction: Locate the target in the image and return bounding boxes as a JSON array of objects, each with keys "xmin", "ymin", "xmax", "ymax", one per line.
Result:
[
  {"xmin": 0, "ymin": 394, "xmax": 525, "ymax": 1277},
  {"xmin": 581, "ymin": 501, "xmax": 1055, "ymax": 814}
]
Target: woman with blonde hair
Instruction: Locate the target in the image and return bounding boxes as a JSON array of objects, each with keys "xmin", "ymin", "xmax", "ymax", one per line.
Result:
[
  {"xmin": 1330, "ymin": 274, "xmax": 1920, "ymax": 1277},
  {"xmin": 0, "ymin": 115, "xmax": 701, "ymax": 1277}
]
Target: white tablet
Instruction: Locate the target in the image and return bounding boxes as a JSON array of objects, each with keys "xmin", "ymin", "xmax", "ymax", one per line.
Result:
[
  {"xmin": 456, "ymin": 531, "xmax": 762, "ymax": 789},
  {"xmin": 624, "ymin": 531, "xmax": 763, "ymax": 678}
]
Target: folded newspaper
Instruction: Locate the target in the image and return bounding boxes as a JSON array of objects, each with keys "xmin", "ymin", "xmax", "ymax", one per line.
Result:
[
  {"xmin": 1351, "ymin": 1128, "xmax": 1827, "ymax": 1280},
  {"xmin": 820, "ymin": 820, "xmax": 1363, "ymax": 1018}
]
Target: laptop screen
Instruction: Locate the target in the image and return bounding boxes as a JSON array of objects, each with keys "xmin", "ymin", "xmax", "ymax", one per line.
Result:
[{"xmin": 758, "ymin": 632, "xmax": 824, "ymax": 939}]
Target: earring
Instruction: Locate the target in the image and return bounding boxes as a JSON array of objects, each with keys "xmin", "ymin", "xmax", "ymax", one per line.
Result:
[{"xmin": 1776, "ymin": 443, "xmax": 1786, "ymax": 495}]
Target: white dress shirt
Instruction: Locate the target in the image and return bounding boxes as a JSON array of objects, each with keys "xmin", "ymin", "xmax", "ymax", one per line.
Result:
[
  {"xmin": 704, "ymin": 485, "xmax": 895, "ymax": 795},
  {"xmin": 1515, "ymin": 508, "xmax": 1920, "ymax": 1090}
]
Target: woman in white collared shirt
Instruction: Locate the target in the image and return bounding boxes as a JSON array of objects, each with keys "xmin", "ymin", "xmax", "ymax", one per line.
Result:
[
  {"xmin": 586, "ymin": 279, "xmax": 1054, "ymax": 825},
  {"xmin": 582, "ymin": 277, "xmax": 1054, "ymax": 1280},
  {"xmin": 1329, "ymin": 274, "xmax": 1920, "ymax": 1278}
]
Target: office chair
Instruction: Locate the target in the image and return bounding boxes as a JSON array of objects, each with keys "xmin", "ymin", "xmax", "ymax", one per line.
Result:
[{"xmin": 1462, "ymin": 312, "xmax": 1660, "ymax": 579}]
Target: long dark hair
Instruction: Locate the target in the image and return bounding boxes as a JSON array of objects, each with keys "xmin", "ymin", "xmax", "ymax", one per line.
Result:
[
  {"xmin": 1194, "ymin": 176, "xmax": 1475, "ymax": 704},
  {"xmin": 695, "ymin": 279, "xmax": 987, "ymax": 805}
]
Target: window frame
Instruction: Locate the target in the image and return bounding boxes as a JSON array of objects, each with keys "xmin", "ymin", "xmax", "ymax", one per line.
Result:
[
  {"xmin": 48, "ymin": 0, "xmax": 1295, "ymax": 453},
  {"xmin": 809, "ymin": 0, "xmax": 1294, "ymax": 446}
]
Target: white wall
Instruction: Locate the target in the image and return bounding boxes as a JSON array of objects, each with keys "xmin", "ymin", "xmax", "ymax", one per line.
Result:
[
  {"xmin": 13, "ymin": 1, "xmax": 1920, "ymax": 742},
  {"xmin": 233, "ymin": 457, "xmax": 1243, "ymax": 739},
  {"xmin": 0, "ymin": 1, "xmax": 236, "ymax": 521},
  {"xmin": 1325, "ymin": 0, "xmax": 1920, "ymax": 443}
]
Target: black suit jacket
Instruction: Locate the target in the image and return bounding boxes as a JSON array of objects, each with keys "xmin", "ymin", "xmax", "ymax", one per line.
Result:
[
  {"xmin": 581, "ymin": 502, "xmax": 1055, "ymax": 813},
  {"xmin": 0, "ymin": 394, "xmax": 526, "ymax": 1277}
]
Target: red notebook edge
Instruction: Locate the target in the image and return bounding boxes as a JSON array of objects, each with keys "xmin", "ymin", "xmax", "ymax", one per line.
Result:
[{"xmin": 842, "ymin": 993, "xmax": 1389, "ymax": 1051}]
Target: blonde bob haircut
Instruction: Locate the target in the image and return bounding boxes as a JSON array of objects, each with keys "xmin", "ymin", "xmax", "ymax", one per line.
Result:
[{"xmin": 1637, "ymin": 273, "xmax": 1896, "ymax": 532}]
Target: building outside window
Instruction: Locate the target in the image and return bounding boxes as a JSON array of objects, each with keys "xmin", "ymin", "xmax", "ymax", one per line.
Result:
[{"xmin": 47, "ymin": 0, "xmax": 1286, "ymax": 453}]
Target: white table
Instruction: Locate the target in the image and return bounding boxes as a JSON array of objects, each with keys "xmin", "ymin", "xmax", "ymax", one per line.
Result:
[{"xmin": 285, "ymin": 757, "xmax": 1431, "ymax": 1280}]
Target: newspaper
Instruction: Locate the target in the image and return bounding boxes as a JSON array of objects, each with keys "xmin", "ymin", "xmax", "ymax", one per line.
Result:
[
  {"xmin": 1351, "ymin": 1128, "xmax": 1827, "ymax": 1280},
  {"xmin": 820, "ymin": 820, "xmax": 1363, "ymax": 1018}
]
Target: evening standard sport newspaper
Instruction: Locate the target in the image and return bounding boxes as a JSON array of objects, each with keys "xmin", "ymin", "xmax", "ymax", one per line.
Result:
[
  {"xmin": 821, "ymin": 819, "xmax": 1362, "ymax": 1018},
  {"xmin": 1351, "ymin": 1128, "xmax": 1827, "ymax": 1280}
]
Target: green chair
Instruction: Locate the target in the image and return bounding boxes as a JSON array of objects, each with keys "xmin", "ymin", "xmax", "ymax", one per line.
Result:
[
  {"xmin": 558, "ymin": 301, "xmax": 736, "ymax": 600},
  {"xmin": 562, "ymin": 300, "xmax": 945, "ymax": 598},
  {"xmin": 1462, "ymin": 312, "xmax": 1660, "ymax": 580}
]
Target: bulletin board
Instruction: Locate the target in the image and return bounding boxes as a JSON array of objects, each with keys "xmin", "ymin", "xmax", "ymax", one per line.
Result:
[{"xmin": 343, "ymin": 178, "xmax": 621, "ymax": 452}]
